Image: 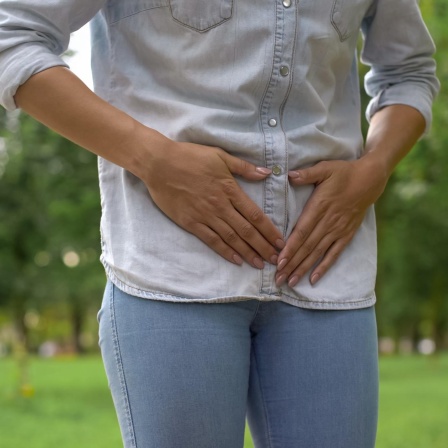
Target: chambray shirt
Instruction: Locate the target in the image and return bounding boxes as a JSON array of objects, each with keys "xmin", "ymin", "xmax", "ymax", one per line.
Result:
[{"xmin": 0, "ymin": 0, "xmax": 439, "ymax": 309}]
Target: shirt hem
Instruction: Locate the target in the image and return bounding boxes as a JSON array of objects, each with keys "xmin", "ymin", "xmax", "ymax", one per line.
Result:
[{"xmin": 102, "ymin": 260, "xmax": 376, "ymax": 311}]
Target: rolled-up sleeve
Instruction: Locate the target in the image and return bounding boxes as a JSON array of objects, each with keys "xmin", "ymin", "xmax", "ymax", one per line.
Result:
[
  {"xmin": 0, "ymin": 0, "xmax": 105, "ymax": 111},
  {"xmin": 361, "ymin": 0, "xmax": 440, "ymax": 134}
]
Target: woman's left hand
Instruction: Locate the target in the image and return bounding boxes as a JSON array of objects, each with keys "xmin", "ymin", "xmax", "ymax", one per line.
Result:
[{"xmin": 275, "ymin": 158, "xmax": 389, "ymax": 288}]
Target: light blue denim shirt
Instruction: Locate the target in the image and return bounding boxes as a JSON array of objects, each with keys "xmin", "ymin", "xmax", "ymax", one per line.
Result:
[{"xmin": 0, "ymin": 0, "xmax": 439, "ymax": 309}]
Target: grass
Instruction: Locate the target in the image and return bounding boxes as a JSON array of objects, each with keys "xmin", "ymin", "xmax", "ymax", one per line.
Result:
[{"xmin": 0, "ymin": 354, "xmax": 447, "ymax": 447}]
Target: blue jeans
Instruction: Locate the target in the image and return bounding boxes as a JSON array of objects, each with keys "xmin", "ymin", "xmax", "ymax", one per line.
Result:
[{"xmin": 97, "ymin": 281, "xmax": 379, "ymax": 448}]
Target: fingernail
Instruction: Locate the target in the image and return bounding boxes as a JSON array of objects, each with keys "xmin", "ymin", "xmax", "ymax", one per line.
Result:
[
  {"xmin": 256, "ymin": 167, "xmax": 272, "ymax": 175},
  {"xmin": 311, "ymin": 273, "xmax": 320, "ymax": 285},
  {"xmin": 275, "ymin": 239, "xmax": 286, "ymax": 250},
  {"xmin": 276, "ymin": 273, "xmax": 287, "ymax": 287},
  {"xmin": 288, "ymin": 171, "xmax": 301, "ymax": 178},
  {"xmin": 288, "ymin": 276, "xmax": 299, "ymax": 288},
  {"xmin": 232, "ymin": 254, "xmax": 243, "ymax": 265},
  {"xmin": 277, "ymin": 258, "xmax": 288, "ymax": 271},
  {"xmin": 253, "ymin": 257, "xmax": 265, "ymax": 269},
  {"xmin": 270, "ymin": 254, "xmax": 278, "ymax": 265}
]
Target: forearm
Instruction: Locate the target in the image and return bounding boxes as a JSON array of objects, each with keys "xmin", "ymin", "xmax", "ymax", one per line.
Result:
[
  {"xmin": 14, "ymin": 66, "xmax": 170, "ymax": 179},
  {"xmin": 360, "ymin": 104, "xmax": 426, "ymax": 180}
]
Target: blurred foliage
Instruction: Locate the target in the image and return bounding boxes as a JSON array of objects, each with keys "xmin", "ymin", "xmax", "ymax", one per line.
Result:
[
  {"xmin": 0, "ymin": 108, "xmax": 104, "ymax": 353},
  {"xmin": 0, "ymin": 0, "xmax": 447, "ymax": 354},
  {"xmin": 370, "ymin": 0, "xmax": 448, "ymax": 350}
]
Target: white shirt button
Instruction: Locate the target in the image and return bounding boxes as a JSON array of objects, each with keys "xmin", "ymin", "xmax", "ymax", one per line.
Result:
[
  {"xmin": 282, "ymin": 0, "xmax": 292, "ymax": 8},
  {"xmin": 272, "ymin": 165, "xmax": 282, "ymax": 175},
  {"xmin": 268, "ymin": 118, "xmax": 277, "ymax": 127}
]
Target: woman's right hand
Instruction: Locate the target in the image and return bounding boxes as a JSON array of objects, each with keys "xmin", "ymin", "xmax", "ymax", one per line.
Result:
[
  {"xmin": 13, "ymin": 67, "xmax": 283, "ymax": 268},
  {"xmin": 141, "ymin": 139, "xmax": 284, "ymax": 269}
]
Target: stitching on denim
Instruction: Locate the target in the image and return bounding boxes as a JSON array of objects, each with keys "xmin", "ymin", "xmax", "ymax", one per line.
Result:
[
  {"xmin": 330, "ymin": 0, "xmax": 348, "ymax": 42},
  {"xmin": 249, "ymin": 301, "xmax": 262, "ymax": 326},
  {"xmin": 257, "ymin": 0, "xmax": 280, "ymax": 296},
  {"xmin": 110, "ymin": 5, "xmax": 168, "ymax": 25},
  {"xmin": 109, "ymin": 284, "xmax": 137, "ymax": 447},
  {"xmin": 168, "ymin": 0, "xmax": 233, "ymax": 33},
  {"xmin": 279, "ymin": 0, "xmax": 299, "ymax": 240},
  {"xmin": 252, "ymin": 343, "xmax": 274, "ymax": 448}
]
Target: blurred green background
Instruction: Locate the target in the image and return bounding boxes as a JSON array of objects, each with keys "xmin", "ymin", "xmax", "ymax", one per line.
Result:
[{"xmin": 1, "ymin": 1, "xmax": 447, "ymax": 447}]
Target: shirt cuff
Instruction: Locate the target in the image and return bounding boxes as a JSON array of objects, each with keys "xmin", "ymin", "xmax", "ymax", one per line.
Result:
[
  {"xmin": 366, "ymin": 82, "xmax": 434, "ymax": 136},
  {"xmin": 0, "ymin": 43, "xmax": 69, "ymax": 111}
]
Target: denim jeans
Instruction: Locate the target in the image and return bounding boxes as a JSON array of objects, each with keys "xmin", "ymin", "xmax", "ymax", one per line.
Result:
[{"xmin": 97, "ymin": 280, "xmax": 378, "ymax": 448}]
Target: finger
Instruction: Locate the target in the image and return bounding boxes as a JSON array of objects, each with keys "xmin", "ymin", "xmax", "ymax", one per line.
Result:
[
  {"xmin": 277, "ymin": 199, "xmax": 327, "ymax": 268},
  {"xmin": 230, "ymin": 190, "xmax": 285, "ymax": 250},
  {"xmin": 191, "ymin": 223, "xmax": 245, "ymax": 266},
  {"xmin": 276, "ymin": 232, "xmax": 336, "ymax": 288},
  {"xmin": 309, "ymin": 235, "xmax": 354, "ymax": 285},
  {"xmin": 288, "ymin": 161, "xmax": 331, "ymax": 186},
  {"xmin": 276, "ymin": 219, "xmax": 332, "ymax": 277},
  {"xmin": 218, "ymin": 151, "xmax": 273, "ymax": 181},
  {"xmin": 220, "ymin": 211, "xmax": 279, "ymax": 265},
  {"xmin": 212, "ymin": 217, "xmax": 269, "ymax": 269}
]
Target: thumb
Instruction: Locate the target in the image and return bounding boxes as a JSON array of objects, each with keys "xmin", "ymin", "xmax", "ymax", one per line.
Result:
[
  {"xmin": 220, "ymin": 152, "xmax": 272, "ymax": 181},
  {"xmin": 288, "ymin": 162, "xmax": 330, "ymax": 185}
]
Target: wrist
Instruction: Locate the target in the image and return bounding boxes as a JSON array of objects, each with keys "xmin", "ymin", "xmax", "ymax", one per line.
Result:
[
  {"xmin": 356, "ymin": 151, "xmax": 393, "ymax": 182},
  {"xmin": 126, "ymin": 122, "xmax": 173, "ymax": 182},
  {"xmin": 353, "ymin": 154, "xmax": 390, "ymax": 198}
]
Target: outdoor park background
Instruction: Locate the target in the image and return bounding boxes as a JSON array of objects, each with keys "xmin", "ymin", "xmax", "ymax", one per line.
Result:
[{"xmin": 0, "ymin": 1, "xmax": 447, "ymax": 447}]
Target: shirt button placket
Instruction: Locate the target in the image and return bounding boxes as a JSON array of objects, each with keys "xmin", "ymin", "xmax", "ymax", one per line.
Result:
[{"xmin": 260, "ymin": 0, "xmax": 297, "ymax": 295}]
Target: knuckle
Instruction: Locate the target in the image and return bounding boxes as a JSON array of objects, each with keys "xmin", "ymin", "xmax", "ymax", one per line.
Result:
[
  {"xmin": 316, "ymin": 197, "xmax": 329, "ymax": 210},
  {"xmin": 314, "ymin": 245, "xmax": 325, "ymax": 258},
  {"xmin": 239, "ymin": 159, "xmax": 250, "ymax": 172},
  {"xmin": 329, "ymin": 250, "xmax": 342, "ymax": 264},
  {"xmin": 204, "ymin": 232, "xmax": 221, "ymax": 247},
  {"xmin": 240, "ymin": 223, "xmax": 254, "ymax": 238},
  {"xmin": 208, "ymin": 195, "xmax": 222, "ymax": 209},
  {"xmin": 249, "ymin": 208, "xmax": 263, "ymax": 223},
  {"xmin": 302, "ymin": 242, "xmax": 315, "ymax": 255},
  {"xmin": 223, "ymin": 229, "xmax": 238, "ymax": 244},
  {"xmin": 296, "ymin": 227, "xmax": 309, "ymax": 242},
  {"xmin": 221, "ymin": 180, "xmax": 237, "ymax": 197}
]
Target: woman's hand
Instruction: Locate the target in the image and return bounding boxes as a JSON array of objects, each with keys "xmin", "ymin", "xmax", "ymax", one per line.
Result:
[
  {"xmin": 275, "ymin": 158, "xmax": 389, "ymax": 287},
  {"xmin": 142, "ymin": 139, "xmax": 285, "ymax": 269},
  {"xmin": 13, "ymin": 68, "xmax": 284, "ymax": 269}
]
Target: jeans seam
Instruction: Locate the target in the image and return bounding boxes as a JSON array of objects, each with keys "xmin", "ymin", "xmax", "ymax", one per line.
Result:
[
  {"xmin": 252, "ymin": 344, "xmax": 274, "ymax": 448},
  {"xmin": 250, "ymin": 301, "xmax": 262, "ymax": 326},
  {"xmin": 110, "ymin": 284, "xmax": 137, "ymax": 447}
]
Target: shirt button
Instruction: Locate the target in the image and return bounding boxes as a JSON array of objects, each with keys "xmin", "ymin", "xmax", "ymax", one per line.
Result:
[
  {"xmin": 282, "ymin": 0, "xmax": 292, "ymax": 8},
  {"xmin": 268, "ymin": 118, "xmax": 277, "ymax": 127},
  {"xmin": 272, "ymin": 165, "xmax": 282, "ymax": 176},
  {"xmin": 280, "ymin": 65, "xmax": 290, "ymax": 77}
]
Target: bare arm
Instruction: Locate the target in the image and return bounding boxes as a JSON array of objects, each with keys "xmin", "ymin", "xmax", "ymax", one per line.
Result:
[
  {"xmin": 14, "ymin": 66, "xmax": 167, "ymax": 177},
  {"xmin": 276, "ymin": 104, "xmax": 425, "ymax": 287},
  {"xmin": 15, "ymin": 67, "xmax": 285, "ymax": 268}
]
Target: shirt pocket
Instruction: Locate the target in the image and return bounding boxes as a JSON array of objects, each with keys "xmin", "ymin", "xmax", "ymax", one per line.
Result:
[
  {"xmin": 168, "ymin": 0, "xmax": 233, "ymax": 32},
  {"xmin": 331, "ymin": 0, "xmax": 372, "ymax": 41}
]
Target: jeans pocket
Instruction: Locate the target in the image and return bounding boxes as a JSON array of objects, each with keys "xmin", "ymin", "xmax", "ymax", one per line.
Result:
[
  {"xmin": 169, "ymin": 0, "xmax": 233, "ymax": 32},
  {"xmin": 331, "ymin": 0, "xmax": 372, "ymax": 42}
]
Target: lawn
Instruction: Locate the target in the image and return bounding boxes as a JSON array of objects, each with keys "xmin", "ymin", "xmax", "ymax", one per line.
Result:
[{"xmin": 0, "ymin": 354, "xmax": 447, "ymax": 447}]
